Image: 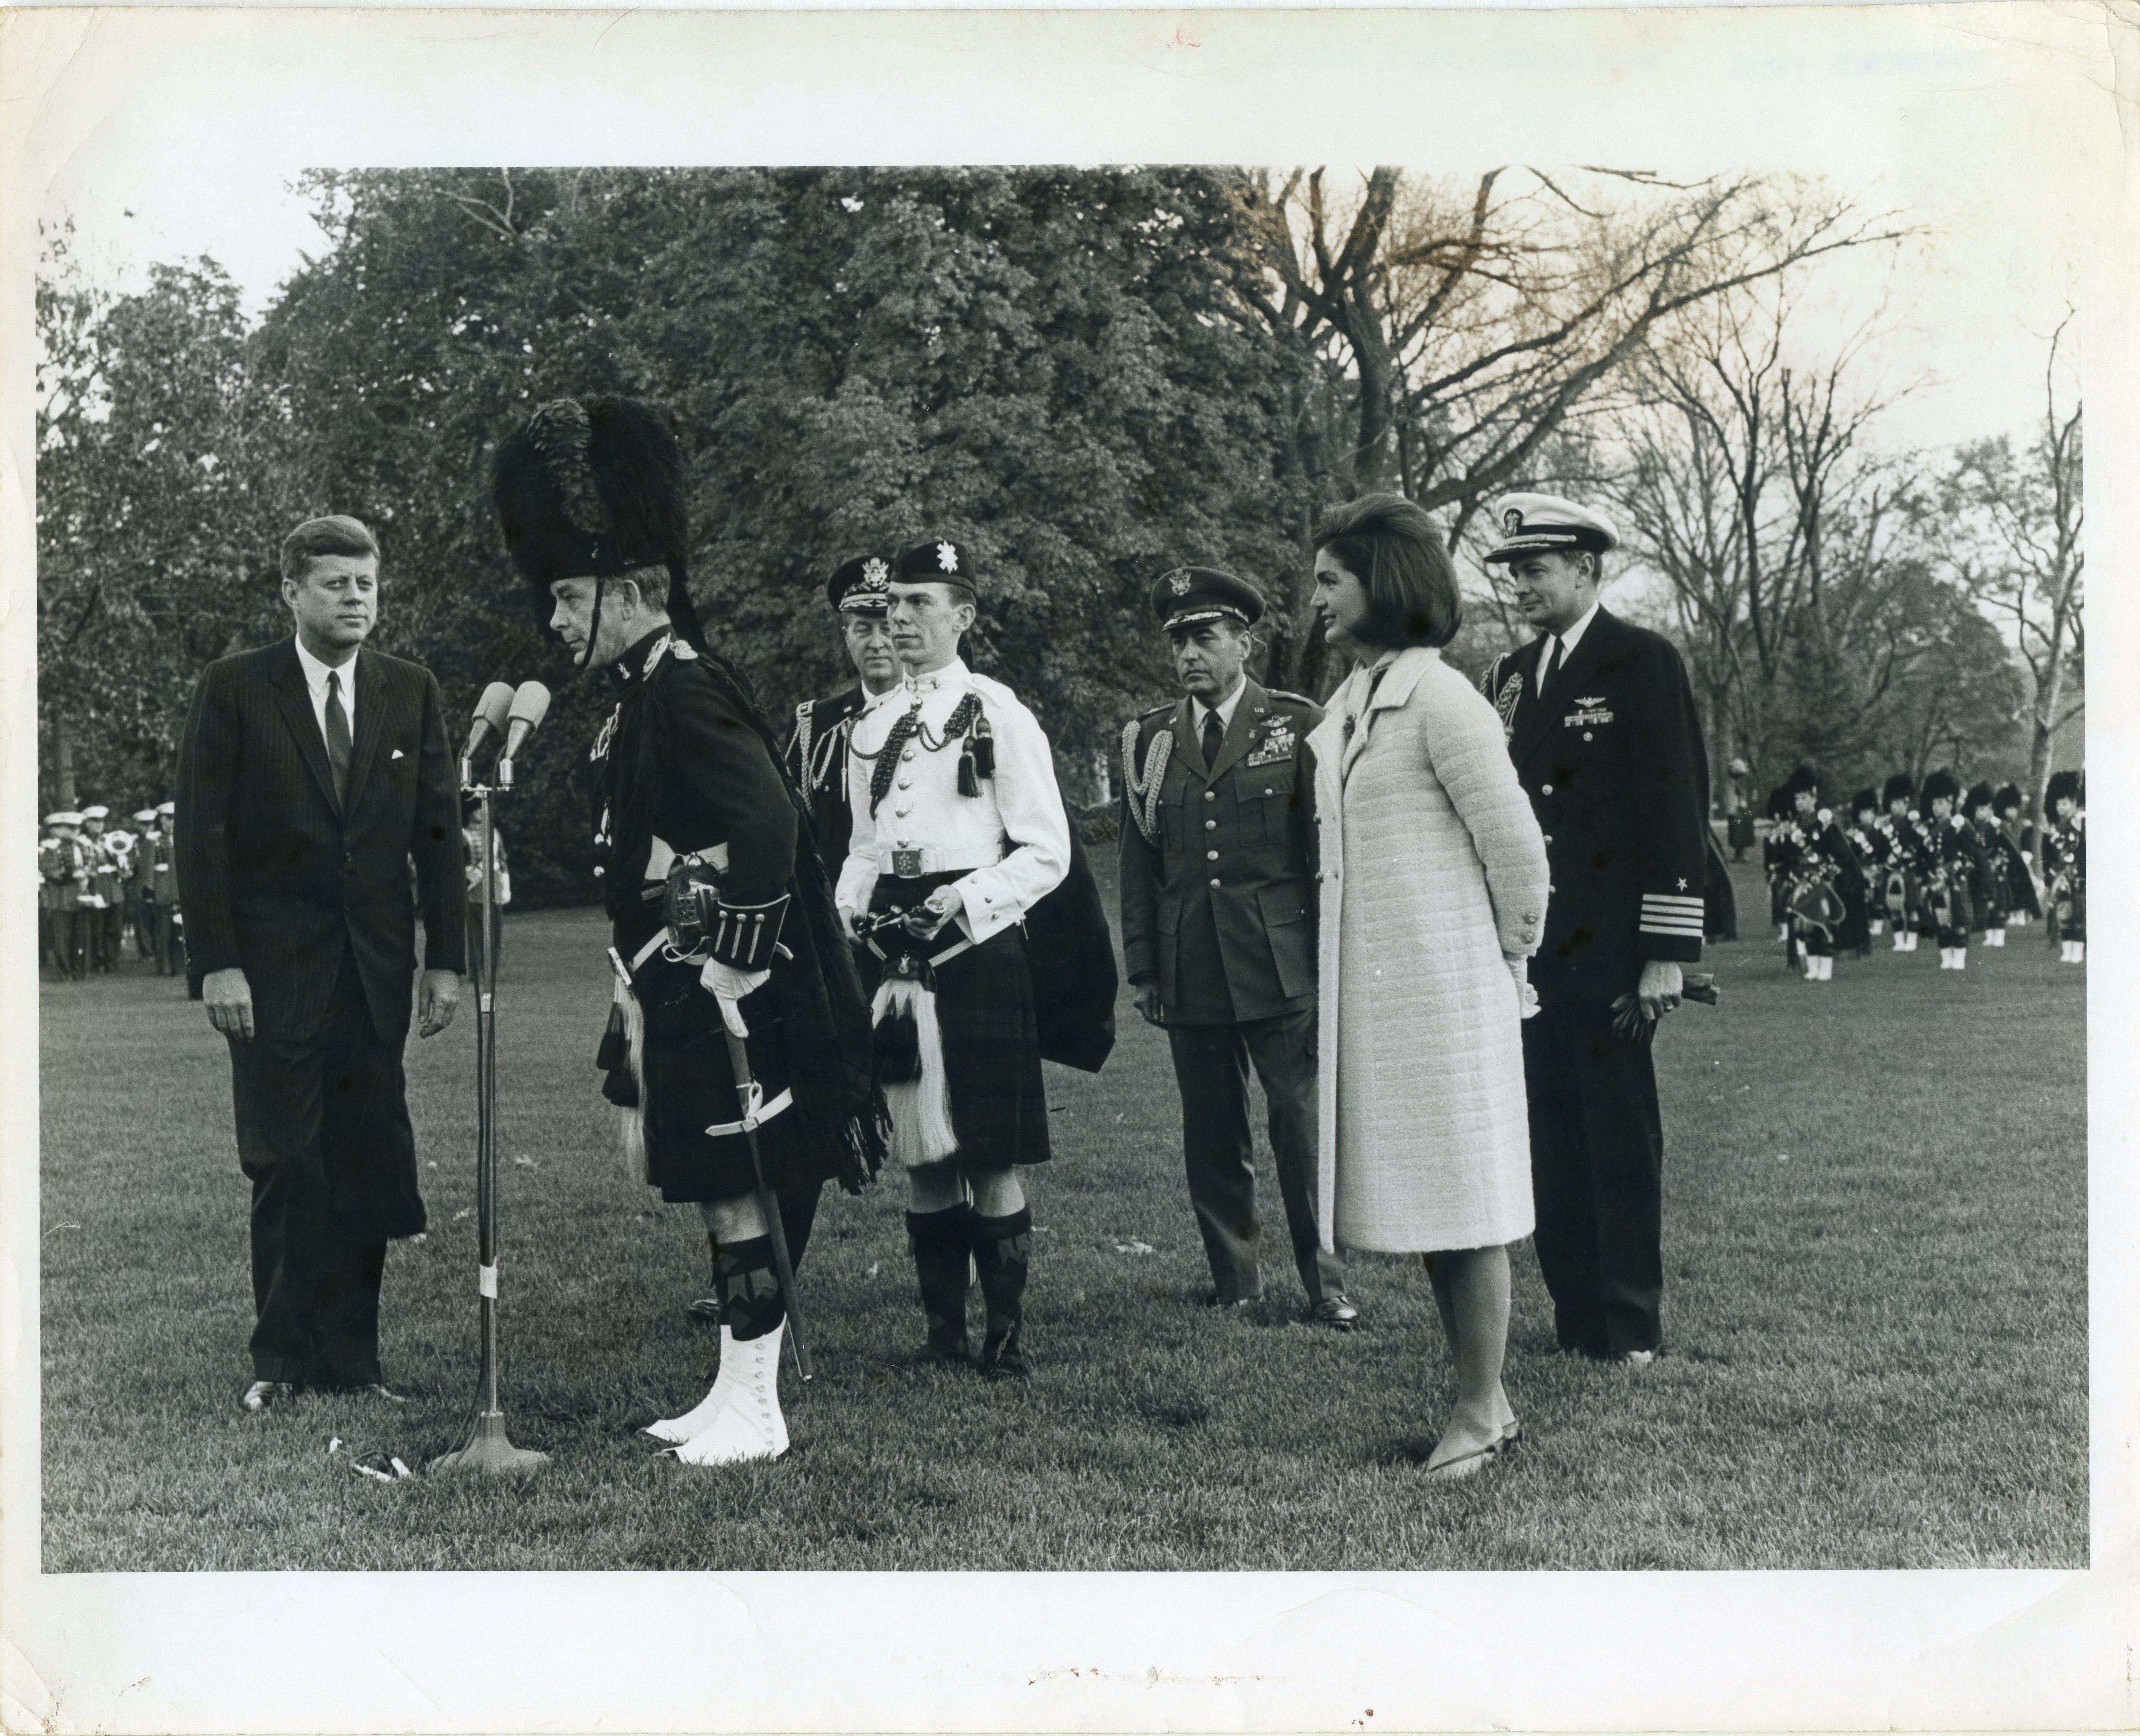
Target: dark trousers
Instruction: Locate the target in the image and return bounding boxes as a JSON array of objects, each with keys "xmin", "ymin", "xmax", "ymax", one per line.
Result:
[
  {"xmin": 1522, "ymin": 997, "xmax": 1664, "ymax": 1356},
  {"xmin": 1166, "ymin": 1010, "xmax": 1344, "ymax": 1305},
  {"xmin": 227, "ymin": 957, "xmax": 415, "ymax": 1386}
]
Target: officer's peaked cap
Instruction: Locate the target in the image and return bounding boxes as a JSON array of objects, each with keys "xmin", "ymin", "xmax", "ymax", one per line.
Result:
[
  {"xmin": 827, "ymin": 554, "xmax": 893, "ymax": 615},
  {"xmin": 1152, "ymin": 565, "xmax": 1264, "ymax": 631},
  {"xmin": 1484, "ymin": 493, "xmax": 1619, "ymax": 564}
]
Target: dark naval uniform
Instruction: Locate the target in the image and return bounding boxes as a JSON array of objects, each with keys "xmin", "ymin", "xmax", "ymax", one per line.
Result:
[
  {"xmin": 787, "ymin": 683, "xmax": 869, "ymax": 882},
  {"xmin": 1118, "ymin": 565, "xmax": 1343, "ymax": 1313},
  {"xmin": 785, "ymin": 553, "xmax": 900, "ymax": 884},
  {"xmin": 1480, "ymin": 494, "xmax": 1708, "ymax": 1359}
]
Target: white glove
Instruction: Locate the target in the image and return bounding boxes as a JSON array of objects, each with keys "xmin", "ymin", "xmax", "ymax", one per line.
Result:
[
  {"xmin": 1506, "ymin": 953, "xmax": 1540, "ymax": 1020},
  {"xmin": 701, "ymin": 957, "xmax": 770, "ymax": 1038}
]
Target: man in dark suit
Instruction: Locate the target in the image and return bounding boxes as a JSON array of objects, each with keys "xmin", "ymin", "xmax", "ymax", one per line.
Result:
[
  {"xmin": 176, "ymin": 514, "xmax": 464, "ymax": 1412},
  {"xmin": 1119, "ymin": 567, "xmax": 1355, "ymax": 1326},
  {"xmin": 1479, "ymin": 494, "xmax": 1708, "ymax": 1365}
]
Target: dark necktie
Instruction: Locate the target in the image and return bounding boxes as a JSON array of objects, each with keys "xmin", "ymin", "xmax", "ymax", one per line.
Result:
[
  {"xmin": 1539, "ymin": 636, "xmax": 1563, "ymax": 700},
  {"xmin": 324, "ymin": 668, "xmax": 352, "ymax": 809},
  {"xmin": 1201, "ymin": 707, "xmax": 1225, "ymax": 769}
]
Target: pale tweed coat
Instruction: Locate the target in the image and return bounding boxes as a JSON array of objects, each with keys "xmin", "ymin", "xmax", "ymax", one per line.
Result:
[{"xmin": 1309, "ymin": 648, "xmax": 1551, "ymax": 1254}]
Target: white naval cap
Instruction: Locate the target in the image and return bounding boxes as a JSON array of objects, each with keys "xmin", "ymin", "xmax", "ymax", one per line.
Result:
[
  {"xmin": 80, "ymin": 804, "xmax": 109, "ymax": 820},
  {"xmin": 1483, "ymin": 492, "xmax": 1619, "ymax": 564},
  {"xmin": 46, "ymin": 811, "xmax": 83, "ymax": 827},
  {"xmin": 132, "ymin": 809, "xmax": 157, "ymax": 824}
]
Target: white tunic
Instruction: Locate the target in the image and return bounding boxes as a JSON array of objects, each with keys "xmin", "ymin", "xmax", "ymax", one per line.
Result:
[{"xmin": 835, "ymin": 656, "xmax": 1071, "ymax": 945}]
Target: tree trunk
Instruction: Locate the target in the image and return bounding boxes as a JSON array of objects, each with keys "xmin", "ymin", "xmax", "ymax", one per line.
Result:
[{"xmin": 54, "ymin": 718, "xmax": 77, "ymax": 810}]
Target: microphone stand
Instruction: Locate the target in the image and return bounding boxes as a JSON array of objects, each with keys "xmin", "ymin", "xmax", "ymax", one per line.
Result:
[{"xmin": 430, "ymin": 744, "xmax": 549, "ymax": 1477}]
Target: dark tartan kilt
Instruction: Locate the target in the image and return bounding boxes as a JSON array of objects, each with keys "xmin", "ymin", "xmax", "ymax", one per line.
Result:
[
  {"xmin": 632, "ymin": 945, "xmax": 825, "ymax": 1205},
  {"xmin": 862, "ymin": 872, "xmax": 1051, "ymax": 1171}
]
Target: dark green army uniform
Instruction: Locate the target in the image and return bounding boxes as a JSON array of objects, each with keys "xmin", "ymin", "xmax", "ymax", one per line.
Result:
[{"xmin": 1118, "ymin": 567, "xmax": 1346, "ymax": 1311}]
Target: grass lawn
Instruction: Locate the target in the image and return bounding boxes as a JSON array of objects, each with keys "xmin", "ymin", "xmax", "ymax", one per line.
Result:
[{"xmin": 37, "ymin": 855, "xmax": 2085, "ymax": 1571}]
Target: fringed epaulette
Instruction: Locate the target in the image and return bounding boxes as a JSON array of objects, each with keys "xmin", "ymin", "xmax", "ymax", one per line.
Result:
[{"xmin": 1121, "ymin": 709, "xmax": 1173, "ymax": 845}]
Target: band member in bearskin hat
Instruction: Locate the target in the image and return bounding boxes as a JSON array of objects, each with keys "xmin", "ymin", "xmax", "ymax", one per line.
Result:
[
  {"xmin": 1874, "ymin": 774, "xmax": 1931, "ymax": 951},
  {"xmin": 1765, "ymin": 766, "xmax": 1865, "ymax": 980},
  {"xmin": 1992, "ymin": 782, "xmax": 2044, "ymax": 930},
  {"xmin": 1917, "ymin": 768, "xmax": 1989, "ymax": 970},
  {"xmin": 1844, "ymin": 788, "xmax": 1891, "ymax": 938},
  {"xmin": 785, "ymin": 556, "xmax": 905, "ymax": 884},
  {"xmin": 2042, "ymin": 769, "xmax": 2085, "ymax": 964},
  {"xmin": 494, "ymin": 395, "xmax": 884, "ymax": 1464},
  {"xmin": 838, "ymin": 537, "xmax": 1115, "ymax": 1378},
  {"xmin": 1965, "ymin": 782, "xmax": 2018, "ymax": 946}
]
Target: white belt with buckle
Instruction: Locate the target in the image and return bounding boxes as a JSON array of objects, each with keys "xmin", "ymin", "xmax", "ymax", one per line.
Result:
[
  {"xmin": 705, "ymin": 1081, "xmax": 793, "ymax": 1139},
  {"xmin": 879, "ymin": 844, "xmax": 1002, "ymax": 879}
]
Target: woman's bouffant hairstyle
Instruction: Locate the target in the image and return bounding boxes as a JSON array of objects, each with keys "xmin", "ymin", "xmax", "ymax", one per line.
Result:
[{"xmin": 1312, "ymin": 492, "xmax": 1462, "ymax": 650}]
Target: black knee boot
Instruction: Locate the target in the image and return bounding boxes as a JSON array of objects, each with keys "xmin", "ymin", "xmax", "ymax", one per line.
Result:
[
  {"xmin": 905, "ymin": 1203, "xmax": 973, "ymax": 1363},
  {"xmin": 970, "ymin": 1207, "xmax": 1032, "ymax": 1379}
]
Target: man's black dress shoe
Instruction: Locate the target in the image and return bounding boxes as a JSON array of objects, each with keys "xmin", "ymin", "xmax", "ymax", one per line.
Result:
[
  {"xmin": 242, "ymin": 1379, "xmax": 298, "ymax": 1412},
  {"xmin": 1309, "ymin": 1294, "xmax": 1362, "ymax": 1330}
]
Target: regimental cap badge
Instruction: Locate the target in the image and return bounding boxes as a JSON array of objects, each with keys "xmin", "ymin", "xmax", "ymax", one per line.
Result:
[{"xmin": 936, "ymin": 541, "xmax": 960, "ymax": 574}]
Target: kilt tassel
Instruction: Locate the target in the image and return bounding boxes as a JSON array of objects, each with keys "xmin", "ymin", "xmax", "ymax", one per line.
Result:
[
  {"xmin": 872, "ymin": 974, "xmax": 957, "ymax": 1168},
  {"xmin": 615, "ymin": 976, "xmax": 650, "ymax": 1184}
]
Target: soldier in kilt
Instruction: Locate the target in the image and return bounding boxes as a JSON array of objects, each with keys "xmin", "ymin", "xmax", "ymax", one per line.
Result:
[
  {"xmin": 494, "ymin": 395, "xmax": 883, "ymax": 1464},
  {"xmin": 1766, "ymin": 766, "xmax": 1864, "ymax": 980},
  {"xmin": 1992, "ymin": 783, "xmax": 2044, "ymax": 931},
  {"xmin": 673, "ymin": 553, "xmax": 905, "ymax": 1332},
  {"xmin": 1844, "ymin": 789, "xmax": 1891, "ymax": 939},
  {"xmin": 838, "ymin": 538, "xmax": 1115, "ymax": 1378},
  {"xmin": 1965, "ymin": 782, "xmax": 2017, "ymax": 947},
  {"xmin": 1875, "ymin": 774, "xmax": 1931, "ymax": 951},
  {"xmin": 2043, "ymin": 770, "xmax": 2085, "ymax": 964},
  {"xmin": 1918, "ymin": 769, "xmax": 1989, "ymax": 970}
]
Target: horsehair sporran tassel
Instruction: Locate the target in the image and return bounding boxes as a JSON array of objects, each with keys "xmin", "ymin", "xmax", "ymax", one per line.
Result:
[
  {"xmin": 872, "ymin": 975, "xmax": 922, "ymax": 1084},
  {"xmin": 969, "ymin": 712, "xmax": 994, "ymax": 780},
  {"xmin": 957, "ymin": 741, "xmax": 980, "ymax": 798},
  {"xmin": 872, "ymin": 970, "xmax": 957, "ymax": 1167},
  {"xmin": 616, "ymin": 978, "xmax": 650, "ymax": 1183}
]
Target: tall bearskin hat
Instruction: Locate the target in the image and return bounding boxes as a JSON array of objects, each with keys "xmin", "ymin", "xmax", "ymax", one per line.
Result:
[
  {"xmin": 1994, "ymin": 782, "xmax": 2024, "ymax": 815},
  {"xmin": 1920, "ymin": 767, "xmax": 1961, "ymax": 805},
  {"xmin": 1781, "ymin": 763, "xmax": 1821, "ymax": 804},
  {"xmin": 2047, "ymin": 769, "xmax": 2084, "ymax": 808},
  {"xmin": 1850, "ymin": 787, "xmax": 1878, "ymax": 818},
  {"xmin": 492, "ymin": 395, "xmax": 705, "ymax": 650},
  {"xmin": 1964, "ymin": 780, "xmax": 1997, "ymax": 816},
  {"xmin": 1765, "ymin": 783, "xmax": 1794, "ymax": 821},
  {"xmin": 1882, "ymin": 772, "xmax": 1916, "ymax": 807}
]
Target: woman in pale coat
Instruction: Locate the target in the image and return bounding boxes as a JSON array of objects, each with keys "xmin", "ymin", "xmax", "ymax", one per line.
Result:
[{"xmin": 1306, "ymin": 494, "xmax": 1550, "ymax": 1480}]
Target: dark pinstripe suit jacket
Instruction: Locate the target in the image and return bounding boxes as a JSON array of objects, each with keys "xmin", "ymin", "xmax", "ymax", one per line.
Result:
[{"xmin": 175, "ymin": 637, "xmax": 466, "ymax": 1043}]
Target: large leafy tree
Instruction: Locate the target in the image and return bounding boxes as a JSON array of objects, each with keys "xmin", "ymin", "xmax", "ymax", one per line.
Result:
[
  {"xmin": 244, "ymin": 167, "xmax": 1293, "ymax": 901},
  {"xmin": 37, "ymin": 232, "xmax": 292, "ymax": 812}
]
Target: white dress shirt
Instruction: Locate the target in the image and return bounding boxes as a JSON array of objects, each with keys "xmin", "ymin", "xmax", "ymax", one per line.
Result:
[
  {"xmin": 837, "ymin": 655, "xmax": 1071, "ymax": 945},
  {"xmin": 1536, "ymin": 600, "xmax": 1600, "ymax": 690},
  {"xmin": 1191, "ymin": 674, "xmax": 1248, "ymax": 745},
  {"xmin": 293, "ymin": 636, "xmax": 358, "ymax": 742}
]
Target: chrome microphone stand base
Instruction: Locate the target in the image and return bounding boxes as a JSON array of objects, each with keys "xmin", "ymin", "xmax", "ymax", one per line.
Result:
[{"xmin": 429, "ymin": 1412, "xmax": 550, "ymax": 1477}]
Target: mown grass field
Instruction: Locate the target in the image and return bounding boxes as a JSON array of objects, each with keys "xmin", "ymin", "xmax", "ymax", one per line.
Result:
[{"xmin": 38, "ymin": 855, "xmax": 2085, "ymax": 1571}]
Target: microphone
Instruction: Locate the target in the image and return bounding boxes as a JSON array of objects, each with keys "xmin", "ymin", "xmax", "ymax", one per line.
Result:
[
  {"xmin": 462, "ymin": 681, "xmax": 516, "ymax": 765},
  {"xmin": 495, "ymin": 681, "xmax": 551, "ymax": 788}
]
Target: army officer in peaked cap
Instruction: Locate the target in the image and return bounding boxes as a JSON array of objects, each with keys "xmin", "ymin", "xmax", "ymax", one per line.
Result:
[
  {"xmin": 1119, "ymin": 566, "xmax": 1356, "ymax": 1326},
  {"xmin": 1479, "ymin": 493, "xmax": 1710, "ymax": 1366}
]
